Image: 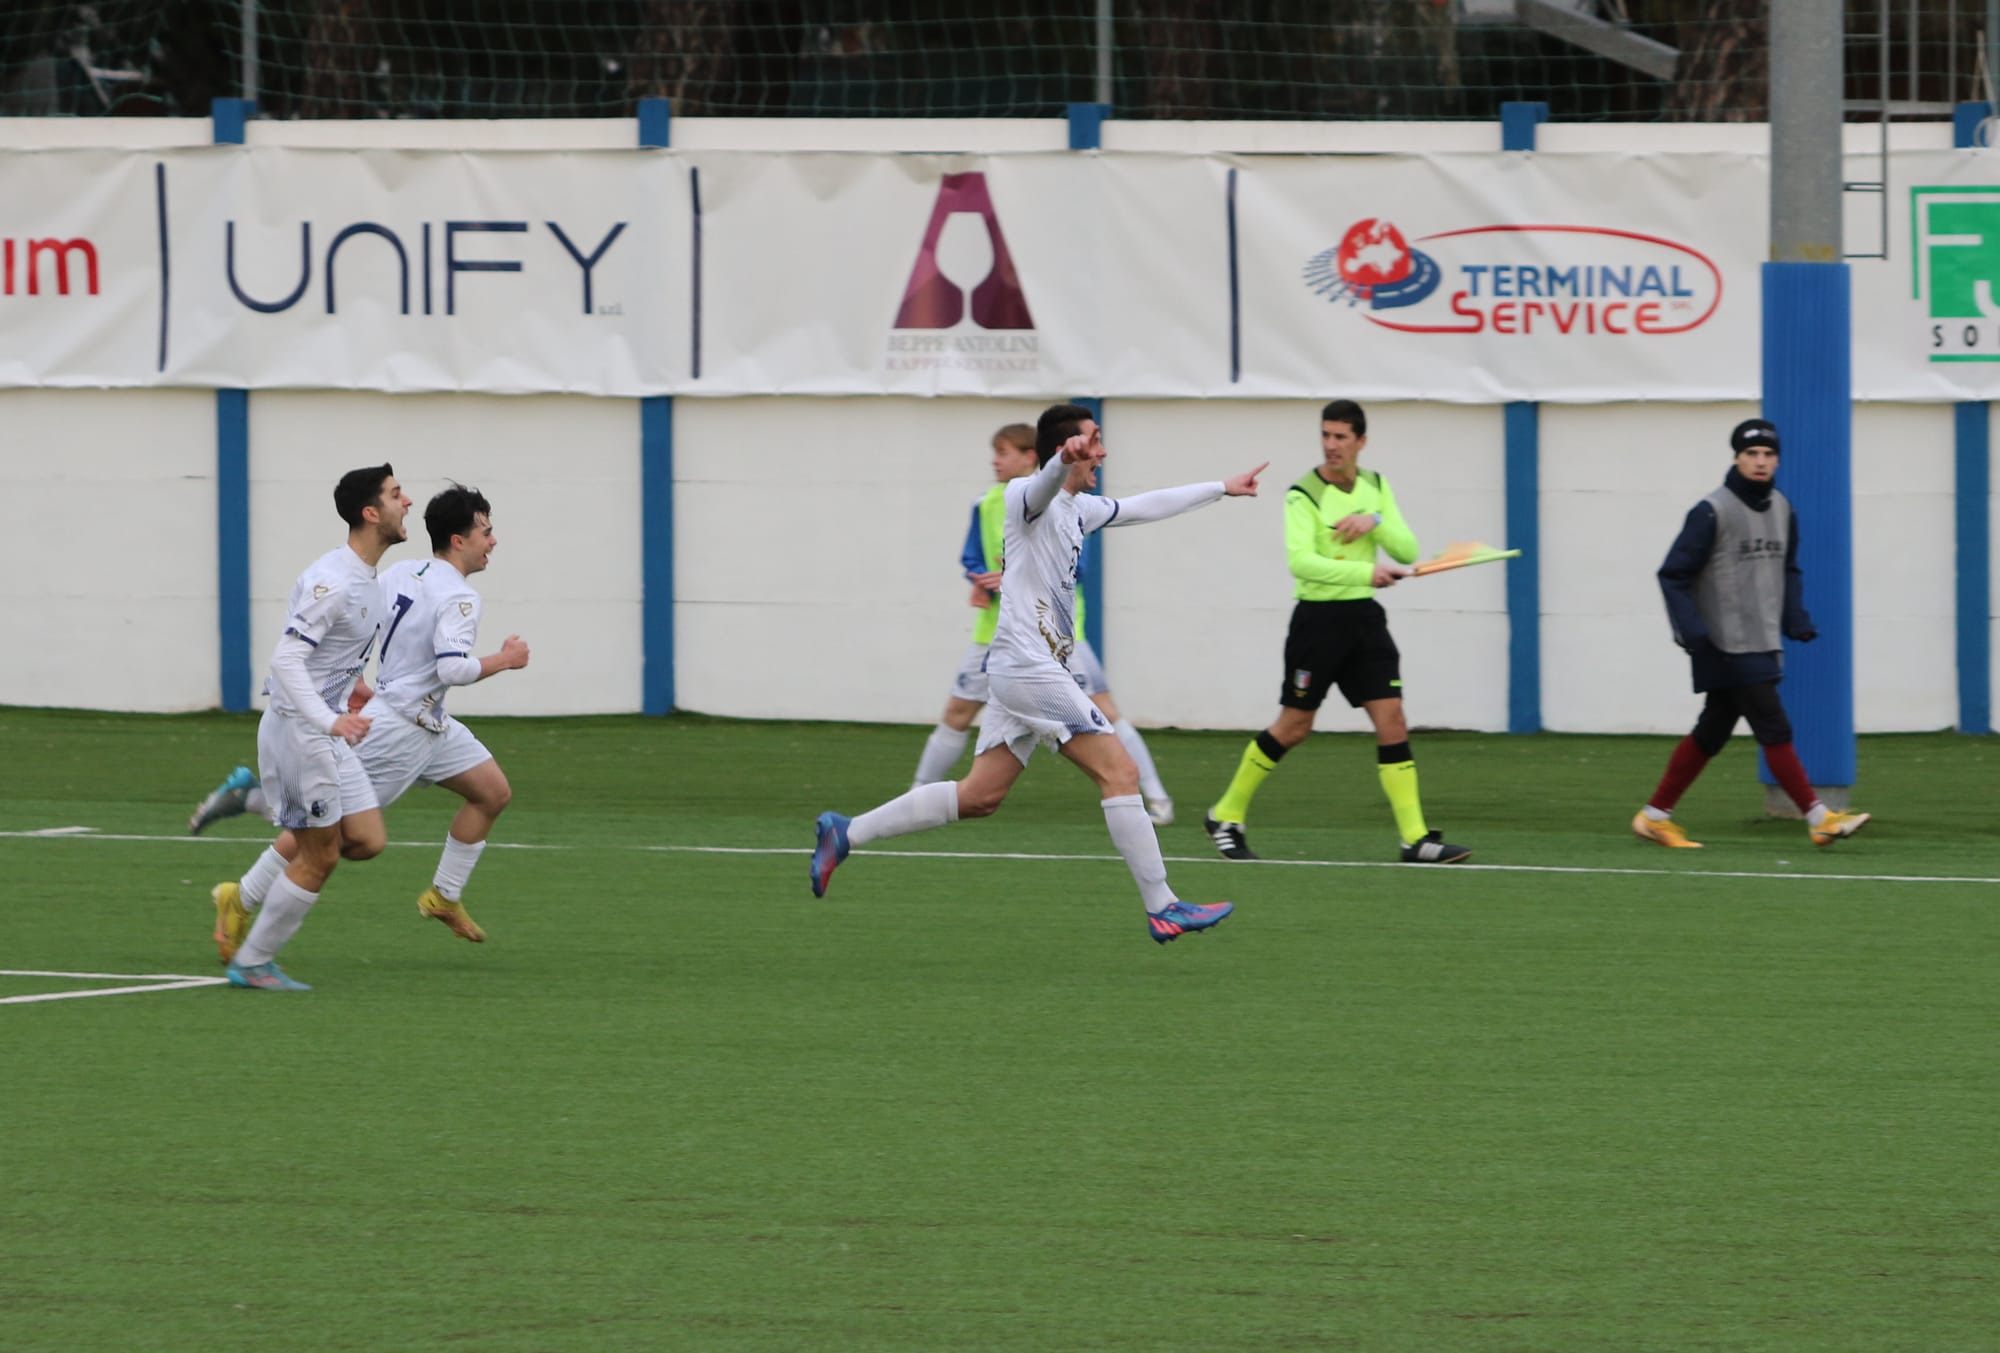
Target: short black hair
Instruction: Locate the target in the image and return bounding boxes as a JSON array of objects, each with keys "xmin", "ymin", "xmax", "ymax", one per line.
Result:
[
  {"xmin": 1320, "ymin": 399, "xmax": 1366, "ymax": 436},
  {"xmin": 425, "ymin": 482, "xmax": 492, "ymax": 553},
  {"xmin": 1035, "ymin": 402, "xmax": 1095, "ymax": 465},
  {"xmin": 333, "ymin": 464, "xmax": 396, "ymax": 528}
]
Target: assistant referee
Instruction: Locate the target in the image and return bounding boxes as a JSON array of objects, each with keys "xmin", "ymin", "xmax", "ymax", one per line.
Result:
[{"xmin": 1203, "ymin": 399, "xmax": 1471, "ymax": 864}]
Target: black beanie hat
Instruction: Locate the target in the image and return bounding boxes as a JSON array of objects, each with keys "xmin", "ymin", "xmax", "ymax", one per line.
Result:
[{"xmin": 1731, "ymin": 418, "xmax": 1780, "ymax": 455}]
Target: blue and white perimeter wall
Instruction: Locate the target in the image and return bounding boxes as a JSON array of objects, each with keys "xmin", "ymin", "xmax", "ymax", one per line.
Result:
[{"xmin": 0, "ymin": 116, "xmax": 1987, "ymax": 735}]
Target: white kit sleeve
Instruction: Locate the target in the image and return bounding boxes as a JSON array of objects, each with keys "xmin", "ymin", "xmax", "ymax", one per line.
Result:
[
  {"xmin": 268, "ymin": 635, "xmax": 337, "ymax": 735},
  {"xmin": 1099, "ymin": 481, "xmax": 1225, "ymax": 527}
]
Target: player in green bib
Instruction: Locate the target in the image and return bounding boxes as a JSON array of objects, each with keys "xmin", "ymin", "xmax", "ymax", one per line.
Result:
[
  {"xmin": 1204, "ymin": 399, "xmax": 1471, "ymax": 864},
  {"xmin": 910, "ymin": 423, "xmax": 1175, "ymax": 824}
]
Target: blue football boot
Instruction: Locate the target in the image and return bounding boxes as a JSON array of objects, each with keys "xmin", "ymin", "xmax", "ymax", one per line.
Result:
[
  {"xmin": 1147, "ymin": 900, "xmax": 1234, "ymax": 944},
  {"xmin": 189, "ymin": 766, "xmax": 259, "ymax": 835},
  {"xmin": 225, "ymin": 960, "xmax": 312, "ymax": 992},
  {"xmin": 810, "ymin": 812, "xmax": 851, "ymax": 898}
]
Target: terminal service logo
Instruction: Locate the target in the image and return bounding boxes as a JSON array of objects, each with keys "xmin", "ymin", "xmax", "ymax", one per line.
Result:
[
  {"xmin": 887, "ymin": 172, "xmax": 1038, "ymax": 375},
  {"xmin": 1302, "ymin": 219, "xmax": 1440, "ymax": 310},
  {"xmin": 1304, "ymin": 218, "xmax": 1722, "ymax": 337},
  {"xmin": 1912, "ymin": 186, "xmax": 2000, "ymax": 362}
]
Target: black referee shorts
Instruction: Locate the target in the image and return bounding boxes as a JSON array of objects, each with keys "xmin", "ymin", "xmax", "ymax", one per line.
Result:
[{"xmin": 1279, "ymin": 598, "xmax": 1402, "ymax": 711}]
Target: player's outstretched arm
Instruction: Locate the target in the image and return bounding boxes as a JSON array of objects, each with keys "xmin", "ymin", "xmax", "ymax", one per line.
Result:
[
  {"xmin": 1096, "ymin": 463, "xmax": 1262, "ymax": 529},
  {"xmin": 1224, "ymin": 462, "xmax": 1268, "ymax": 497}
]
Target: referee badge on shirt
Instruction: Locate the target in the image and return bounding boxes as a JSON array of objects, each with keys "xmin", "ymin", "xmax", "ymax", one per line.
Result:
[{"xmin": 1292, "ymin": 668, "xmax": 1312, "ymax": 697}]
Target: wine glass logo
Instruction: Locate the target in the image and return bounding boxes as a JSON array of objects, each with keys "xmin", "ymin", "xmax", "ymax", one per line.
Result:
[{"xmin": 893, "ymin": 172, "xmax": 1035, "ymax": 331}]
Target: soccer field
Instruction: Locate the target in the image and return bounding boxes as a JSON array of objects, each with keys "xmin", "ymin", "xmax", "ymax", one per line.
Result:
[{"xmin": 3, "ymin": 708, "xmax": 1995, "ymax": 1352}]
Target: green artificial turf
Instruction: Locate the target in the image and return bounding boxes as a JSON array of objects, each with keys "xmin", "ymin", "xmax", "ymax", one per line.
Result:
[{"xmin": 1, "ymin": 709, "xmax": 1994, "ymax": 1351}]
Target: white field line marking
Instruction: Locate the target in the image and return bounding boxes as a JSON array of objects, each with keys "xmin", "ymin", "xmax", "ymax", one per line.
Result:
[
  {"xmin": 0, "ymin": 969, "xmax": 230, "ymax": 1006},
  {"xmin": 5, "ymin": 967, "xmax": 225, "ymax": 980},
  {"xmin": 2, "ymin": 828, "xmax": 1995, "ymax": 888}
]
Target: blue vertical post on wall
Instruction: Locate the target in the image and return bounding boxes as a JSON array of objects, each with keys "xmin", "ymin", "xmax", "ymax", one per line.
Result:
[
  {"xmin": 1760, "ymin": 268, "xmax": 1856, "ymax": 789},
  {"xmin": 1071, "ymin": 396, "xmax": 1106, "ymax": 660},
  {"xmin": 638, "ymin": 98, "xmax": 675, "ymax": 715},
  {"xmin": 1068, "ymin": 103, "xmax": 1110, "ymax": 661},
  {"xmin": 213, "ymin": 98, "xmax": 255, "ymax": 711},
  {"xmin": 1500, "ymin": 102, "xmax": 1546, "ymax": 734},
  {"xmin": 1955, "ymin": 102, "xmax": 1993, "ymax": 735}
]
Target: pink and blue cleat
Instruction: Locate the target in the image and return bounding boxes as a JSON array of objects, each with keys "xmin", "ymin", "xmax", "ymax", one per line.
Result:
[
  {"xmin": 1148, "ymin": 899, "xmax": 1234, "ymax": 944},
  {"xmin": 225, "ymin": 960, "xmax": 312, "ymax": 991},
  {"xmin": 810, "ymin": 812, "xmax": 851, "ymax": 897}
]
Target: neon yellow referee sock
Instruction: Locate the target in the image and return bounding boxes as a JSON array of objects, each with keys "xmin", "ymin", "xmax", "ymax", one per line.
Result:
[
  {"xmin": 1211, "ymin": 731, "xmax": 1288, "ymax": 823},
  {"xmin": 1376, "ymin": 742, "xmax": 1428, "ymax": 845}
]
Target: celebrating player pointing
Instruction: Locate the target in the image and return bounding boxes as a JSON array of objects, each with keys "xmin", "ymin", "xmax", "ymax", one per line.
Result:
[{"xmin": 811, "ymin": 403, "xmax": 1265, "ymax": 945}]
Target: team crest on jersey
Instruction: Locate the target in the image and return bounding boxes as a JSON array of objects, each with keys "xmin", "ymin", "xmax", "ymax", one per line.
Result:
[
  {"xmin": 312, "ymin": 584, "xmax": 330, "ymax": 600},
  {"xmin": 458, "ymin": 601, "xmax": 474, "ymax": 617}
]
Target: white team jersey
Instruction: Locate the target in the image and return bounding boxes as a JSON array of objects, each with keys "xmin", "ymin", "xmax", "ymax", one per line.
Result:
[
  {"xmin": 373, "ymin": 556, "xmax": 481, "ymax": 732},
  {"xmin": 263, "ymin": 544, "xmax": 381, "ymax": 718},
  {"xmin": 987, "ymin": 477, "xmax": 1117, "ymax": 677}
]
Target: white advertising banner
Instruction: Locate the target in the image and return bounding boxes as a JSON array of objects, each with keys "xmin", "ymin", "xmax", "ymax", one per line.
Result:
[
  {"xmin": 167, "ymin": 147, "xmax": 692, "ymax": 394},
  {"xmin": 1854, "ymin": 148, "xmax": 2000, "ymax": 399},
  {"xmin": 1228, "ymin": 152, "xmax": 1767, "ymax": 402},
  {"xmin": 7, "ymin": 143, "xmax": 2000, "ymax": 400},
  {"xmin": 0, "ymin": 150, "xmax": 166, "ymax": 387},
  {"xmin": 687, "ymin": 150, "xmax": 1233, "ymax": 397}
]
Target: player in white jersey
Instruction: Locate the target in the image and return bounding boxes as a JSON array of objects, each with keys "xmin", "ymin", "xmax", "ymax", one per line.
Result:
[
  {"xmin": 200, "ymin": 483, "xmax": 529, "ymax": 956},
  {"xmin": 212, "ymin": 464, "xmax": 412, "ymax": 992},
  {"xmin": 812, "ymin": 403, "xmax": 1268, "ymax": 945},
  {"xmin": 909, "ymin": 421, "xmax": 1177, "ymax": 825},
  {"xmin": 361, "ymin": 482, "xmax": 529, "ymax": 941}
]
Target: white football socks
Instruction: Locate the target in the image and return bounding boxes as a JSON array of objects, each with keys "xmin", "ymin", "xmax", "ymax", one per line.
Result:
[
  {"xmin": 239, "ymin": 846, "xmax": 289, "ymax": 911},
  {"xmin": 1101, "ymin": 793, "xmax": 1176, "ymax": 914},
  {"xmin": 233, "ymin": 874, "xmax": 317, "ymax": 967},
  {"xmin": 849, "ymin": 780, "xmax": 960, "ymax": 848},
  {"xmin": 912, "ymin": 724, "xmax": 969, "ymax": 785},
  {"xmin": 244, "ymin": 786, "xmax": 270, "ymax": 820},
  {"xmin": 1112, "ymin": 719, "xmax": 1168, "ymax": 802},
  {"xmin": 433, "ymin": 834, "xmax": 487, "ymax": 901}
]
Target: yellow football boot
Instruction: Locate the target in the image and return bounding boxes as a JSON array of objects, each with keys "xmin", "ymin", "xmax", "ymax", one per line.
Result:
[
  {"xmin": 1810, "ymin": 810, "xmax": 1871, "ymax": 847},
  {"xmin": 211, "ymin": 881, "xmax": 251, "ymax": 964},
  {"xmin": 418, "ymin": 887, "xmax": 486, "ymax": 943},
  {"xmin": 1631, "ymin": 811, "xmax": 1702, "ymax": 849}
]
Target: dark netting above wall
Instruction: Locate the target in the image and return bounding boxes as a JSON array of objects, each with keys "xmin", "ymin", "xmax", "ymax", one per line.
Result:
[{"xmin": 0, "ymin": 1, "xmax": 1992, "ymax": 123}]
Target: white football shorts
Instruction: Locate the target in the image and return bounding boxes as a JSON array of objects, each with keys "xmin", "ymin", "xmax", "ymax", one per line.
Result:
[
  {"xmin": 256, "ymin": 706, "xmax": 380, "ymax": 832},
  {"xmin": 949, "ymin": 639, "xmax": 1106, "ymax": 705},
  {"xmin": 1068, "ymin": 638, "xmax": 1111, "ymax": 696},
  {"xmin": 975, "ymin": 662, "xmax": 1114, "ymax": 766},
  {"xmin": 947, "ymin": 642, "xmax": 992, "ymax": 704},
  {"xmin": 356, "ymin": 699, "xmax": 495, "ymax": 808}
]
